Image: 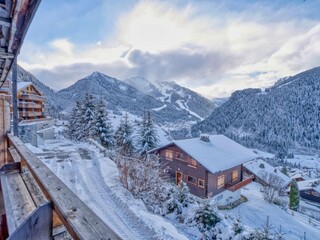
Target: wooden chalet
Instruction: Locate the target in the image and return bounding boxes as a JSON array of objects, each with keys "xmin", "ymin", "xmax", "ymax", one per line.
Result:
[
  {"xmin": 149, "ymin": 134, "xmax": 256, "ymax": 206},
  {"xmin": 0, "ymin": 1, "xmax": 121, "ymax": 239},
  {"xmin": 17, "ymin": 82, "xmax": 47, "ymax": 121},
  {"xmin": 297, "ymin": 179, "xmax": 320, "ymax": 204}
]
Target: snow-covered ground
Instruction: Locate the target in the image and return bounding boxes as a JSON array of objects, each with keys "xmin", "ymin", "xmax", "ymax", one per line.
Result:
[
  {"xmin": 26, "ymin": 130, "xmax": 320, "ymax": 239},
  {"xmin": 286, "ymin": 154, "xmax": 320, "ymax": 169},
  {"xmin": 26, "ymin": 136, "xmax": 186, "ymax": 240},
  {"xmin": 226, "ymin": 182, "xmax": 320, "ymax": 240}
]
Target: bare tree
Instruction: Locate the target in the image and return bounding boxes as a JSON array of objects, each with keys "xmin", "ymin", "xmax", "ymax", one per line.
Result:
[{"xmin": 261, "ymin": 172, "xmax": 285, "ymax": 203}]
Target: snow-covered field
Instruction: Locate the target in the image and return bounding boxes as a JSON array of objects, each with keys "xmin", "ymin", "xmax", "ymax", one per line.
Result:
[
  {"xmin": 26, "ymin": 131, "xmax": 320, "ymax": 240},
  {"xmin": 226, "ymin": 182, "xmax": 320, "ymax": 240},
  {"xmin": 26, "ymin": 136, "xmax": 186, "ymax": 240}
]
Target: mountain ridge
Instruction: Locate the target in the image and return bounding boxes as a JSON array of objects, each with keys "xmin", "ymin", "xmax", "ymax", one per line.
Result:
[{"xmin": 192, "ymin": 66, "xmax": 320, "ymax": 154}]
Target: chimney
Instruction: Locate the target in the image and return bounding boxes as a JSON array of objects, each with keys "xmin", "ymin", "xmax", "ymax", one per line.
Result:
[{"xmin": 200, "ymin": 134, "xmax": 210, "ymax": 143}]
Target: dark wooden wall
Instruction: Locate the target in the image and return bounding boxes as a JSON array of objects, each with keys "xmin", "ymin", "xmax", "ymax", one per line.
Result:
[
  {"xmin": 155, "ymin": 145, "xmax": 243, "ymax": 198},
  {"xmin": 207, "ymin": 165, "xmax": 242, "ymax": 197},
  {"xmin": 157, "ymin": 145, "xmax": 207, "ymax": 198}
]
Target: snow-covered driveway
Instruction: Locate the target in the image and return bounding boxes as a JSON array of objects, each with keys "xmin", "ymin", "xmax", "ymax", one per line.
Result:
[
  {"xmin": 227, "ymin": 182, "xmax": 320, "ymax": 240},
  {"xmin": 28, "ymin": 139, "xmax": 155, "ymax": 240}
]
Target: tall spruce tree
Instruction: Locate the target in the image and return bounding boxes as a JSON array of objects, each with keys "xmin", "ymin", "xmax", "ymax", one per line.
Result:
[
  {"xmin": 114, "ymin": 113, "xmax": 134, "ymax": 155},
  {"xmin": 83, "ymin": 93, "xmax": 96, "ymax": 139},
  {"xmin": 138, "ymin": 111, "xmax": 159, "ymax": 155},
  {"xmin": 67, "ymin": 104, "xmax": 78, "ymax": 140},
  {"xmin": 95, "ymin": 98, "xmax": 114, "ymax": 148},
  {"xmin": 289, "ymin": 180, "xmax": 300, "ymax": 211},
  {"xmin": 74, "ymin": 101, "xmax": 85, "ymax": 140}
]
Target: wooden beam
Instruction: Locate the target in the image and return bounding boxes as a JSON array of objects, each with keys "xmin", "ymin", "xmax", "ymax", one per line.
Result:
[
  {"xmin": 7, "ymin": 134, "xmax": 122, "ymax": 240},
  {"xmin": 1, "ymin": 172, "xmax": 36, "ymax": 234},
  {"xmin": 8, "ymin": 202, "xmax": 52, "ymax": 240},
  {"xmin": 8, "ymin": 147, "xmax": 21, "ymax": 163}
]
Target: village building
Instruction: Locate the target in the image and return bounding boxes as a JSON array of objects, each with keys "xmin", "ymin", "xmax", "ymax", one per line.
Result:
[
  {"xmin": 17, "ymin": 82, "xmax": 47, "ymax": 121},
  {"xmin": 243, "ymin": 159, "xmax": 292, "ymax": 189},
  {"xmin": 297, "ymin": 179, "xmax": 320, "ymax": 204},
  {"xmin": 149, "ymin": 134, "xmax": 257, "ymax": 206}
]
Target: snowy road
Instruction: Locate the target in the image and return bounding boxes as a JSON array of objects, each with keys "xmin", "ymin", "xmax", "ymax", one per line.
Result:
[{"xmin": 30, "ymin": 140, "xmax": 157, "ymax": 240}]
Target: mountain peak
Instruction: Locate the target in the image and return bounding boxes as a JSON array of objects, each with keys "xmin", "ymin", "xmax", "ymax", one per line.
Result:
[{"xmin": 90, "ymin": 71, "xmax": 106, "ymax": 78}]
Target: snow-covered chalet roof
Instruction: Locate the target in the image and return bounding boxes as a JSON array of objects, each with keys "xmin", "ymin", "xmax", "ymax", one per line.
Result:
[
  {"xmin": 17, "ymin": 81, "xmax": 32, "ymax": 91},
  {"xmin": 244, "ymin": 159, "xmax": 292, "ymax": 187},
  {"xmin": 151, "ymin": 134, "xmax": 257, "ymax": 173},
  {"xmin": 297, "ymin": 178, "xmax": 320, "ymax": 192}
]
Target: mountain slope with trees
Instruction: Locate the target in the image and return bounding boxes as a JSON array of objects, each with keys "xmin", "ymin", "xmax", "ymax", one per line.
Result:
[{"xmin": 192, "ymin": 67, "xmax": 320, "ymax": 155}]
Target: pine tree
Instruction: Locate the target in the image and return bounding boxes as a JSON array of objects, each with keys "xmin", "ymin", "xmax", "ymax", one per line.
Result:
[
  {"xmin": 138, "ymin": 111, "xmax": 159, "ymax": 155},
  {"xmin": 95, "ymin": 98, "xmax": 114, "ymax": 148},
  {"xmin": 114, "ymin": 113, "xmax": 134, "ymax": 155},
  {"xmin": 74, "ymin": 101, "xmax": 86, "ymax": 141},
  {"xmin": 194, "ymin": 198, "xmax": 220, "ymax": 237},
  {"xmin": 66, "ymin": 104, "xmax": 78, "ymax": 140},
  {"xmin": 289, "ymin": 180, "xmax": 300, "ymax": 211},
  {"xmin": 83, "ymin": 93, "xmax": 96, "ymax": 139}
]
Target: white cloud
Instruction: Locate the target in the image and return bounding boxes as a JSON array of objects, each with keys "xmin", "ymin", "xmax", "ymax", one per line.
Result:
[{"xmin": 19, "ymin": 0, "xmax": 320, "ymax": 97}]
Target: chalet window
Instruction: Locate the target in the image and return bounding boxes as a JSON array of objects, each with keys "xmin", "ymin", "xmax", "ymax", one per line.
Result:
[
  {"xmin": 187, "ymin": 175, "xmax": 197, "ymax": 184},
  {"xmin": 165, "ymin": 150, "xmax": 173, "ymax": 160},
  {"xmin": 198, "ymin": 179, "xmax": 205, "ymax": 188},
  {"xmin": 231, "ymin": 170, "xmax": 238, "ymax": 182},
  {"xmin": 176, "ymin": 152, "xmax": 184, "ymax": 159},
  {"xmin": 217, "ymin": 175, "xmax": 225, "ymax": 189},
  {"xmin": 190, "ymin": 158, "xmax": 197, "ymax": 167}
]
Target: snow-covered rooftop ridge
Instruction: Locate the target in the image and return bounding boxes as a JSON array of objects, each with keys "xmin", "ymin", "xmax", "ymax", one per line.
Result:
[
  {"xmin": 297, "ymin": 178, "xmax": 320, "ymax": 192},
  {"xmin": 17, "ymin": 81, "xmax": 32, "ymax": 91},
  {"xmin": 171, "ymin": 134, "xmax": 257, "ymax": 173},
  {"xmin": 243, "ymin": 159, "xmax": 292, "ymax": 187}
]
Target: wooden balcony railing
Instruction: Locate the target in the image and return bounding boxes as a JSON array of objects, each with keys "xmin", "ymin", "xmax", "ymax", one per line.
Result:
[
  {"xmin": 2, "ymin": 134, "xmax": 121, "ymax": 239},
  {"xmin": 226, "ymin": 175, "xmax": 254, "ymax": 192},
  {"xmin": 18, "ymin": 102, "xmax": 36, "ymax": 108},
  {"xmin": 20, "ymin": 93, "xmax": 45, "ymax": 101}
]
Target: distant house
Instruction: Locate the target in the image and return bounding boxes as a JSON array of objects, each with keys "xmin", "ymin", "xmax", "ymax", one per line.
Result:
[
  {"xmin": 297, "ymin": 179, "xmax": 320, "ymax": 203},
  {"xmin": 243, "ymin": 159, "xmax": 292, "ymax": 189},
  {"xmin": 17, "ymin": 82, "xmax": 47, "ymax": 121},
  {"xmin": 149, "ymin": 134, "xmax": 257, "ymax": 206}
]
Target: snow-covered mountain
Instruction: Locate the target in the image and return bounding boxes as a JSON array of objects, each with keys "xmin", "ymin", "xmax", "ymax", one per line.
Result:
[
  {"xmin": 192, "ymin": 66, "xmax": 320, "ymax": 154},
  {"xmin": 54, "ymin": 72, "xmax": 215, "ymax": 134},
  {"xmin": 14, "ymin": 67, "xmax": 215, "ymax": 135},
  {"xmin": 124, "ymin": 77, "xmax": 216, "ymax": 121}
]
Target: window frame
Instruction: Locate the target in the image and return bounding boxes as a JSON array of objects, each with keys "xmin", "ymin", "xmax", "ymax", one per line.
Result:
[
  {"xmin": 217, "ymin": 174, "xmax": 225, "ymax": 189},
  {"xmin": 198, "ymin": 178, "xmax": 205, "ymax": 188},
  {"xmin": 165, "ymin": 150, "xmax": 173, "ymax": 161},
  {"xmin": 231, "ymin": 169, "xmax": 239, "ymax": 182},
  {"xmin": 187, "ymin": 175, "xmax": 197, "ymax": 185}
]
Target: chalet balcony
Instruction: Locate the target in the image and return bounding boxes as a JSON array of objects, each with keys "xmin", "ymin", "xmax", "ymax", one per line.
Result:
[
  {"xmin": 18, "ymin": 102, "xmax": 36, "ymax": 108},
  {"xmin": 0, "ymin": 134, "xmax": 122, "ymax": 239},
  {"xmin": 19, "ymin": 111, "xmax": 36, "ymax": 117},
  {"xmin": 20, "ymin": 93, "xmax": 46, "ymax": 101},
  {"xmin": 226, "ymin": 175, "xmax": 254, "ymax": 192}
]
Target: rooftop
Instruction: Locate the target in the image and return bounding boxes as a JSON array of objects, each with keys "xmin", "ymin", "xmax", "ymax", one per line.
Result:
[
  {"xmin": 297, "ymin": 178, "xmax": 320, "ymax": 192},
  {"xmin": 154, "ymin": 134, "xmax": 257, "ymax": 173},
  {"xmin": 244, "ymin": 159, "xmax": 292, "ymax": 188}
]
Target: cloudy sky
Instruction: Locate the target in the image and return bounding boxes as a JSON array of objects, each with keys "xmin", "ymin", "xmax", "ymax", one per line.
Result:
[{"xmin": 19, "ymin": 0, "xmax": 320, "ymax": 98}]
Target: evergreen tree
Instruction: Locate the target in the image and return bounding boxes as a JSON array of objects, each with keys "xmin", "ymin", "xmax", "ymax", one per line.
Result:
[
  {"xmin": 95, "ymin": 98, "xmax": 114, "ymax": 148},
  {"xmin": 66, "ymin": 104, "xmax": 78, "ymax": 140},
  {"xmin": 114, "ymin": 113, "xmax": 134, "ymax": 155},
  {"xmin": 194, "ymin": 198, "xmax": 220, "ymax": 237},
  {"xmin": 83, "ymin": 93, "xmax": 96, "ymax": 139},
  {"xmin": 138, "ymin": 111, "xmax": 159, "ymax": 155},
  {"xmin": 289, "ymin": 180, "xmax": 300, "ymax": 211},
  {"xmin": 70, "ymin": 101, "xmax": 86, "ymax": 141}
]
